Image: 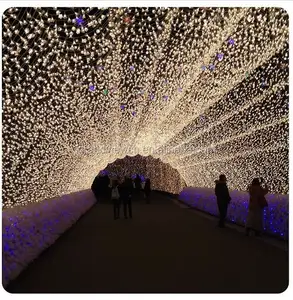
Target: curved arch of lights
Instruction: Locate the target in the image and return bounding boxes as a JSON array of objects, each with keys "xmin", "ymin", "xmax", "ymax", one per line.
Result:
[
  {"xmin": 104, "ymin": 154, "xmax": 187, "ymax": 194},
  {"xmin": 2, "ymin": 7, "xmax": 289, "ymax": 209}
]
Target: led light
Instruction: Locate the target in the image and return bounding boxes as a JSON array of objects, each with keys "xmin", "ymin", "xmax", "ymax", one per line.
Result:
[{"xmin": 1, "ymin": 7, "xmax": 289, "ymax": 209}]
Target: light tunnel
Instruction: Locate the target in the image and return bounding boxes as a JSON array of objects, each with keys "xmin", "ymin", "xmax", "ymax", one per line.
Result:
[
  {"xmin": 2, "ymin": 6, "xmax": 289, "ymax": 286},
  {"xmin": 2, "ymin": 7, "xmax": 289, "ymax": 209}
]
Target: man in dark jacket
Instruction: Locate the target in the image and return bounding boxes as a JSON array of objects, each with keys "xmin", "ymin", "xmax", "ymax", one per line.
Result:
[
  {"xmin": 120, "ymin": 177, "xmax": 133, "ymax": 219},
  {"xmin": 215, "ymin": 174, "xmax": 231, "ymax": 228}
]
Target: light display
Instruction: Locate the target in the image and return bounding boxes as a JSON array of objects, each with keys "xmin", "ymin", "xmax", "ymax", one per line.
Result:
[
  {"xmin": 179, "ymin": 187, "xmax": 288, "ymax": 239},
  {"xmin": 2, "ymin": 189, "xmax": 96, "ymax": 287},
  {"xmin": 104, "ymin": 155, "xmax": 187, "ymax": 194},
  {"xmin": 2, "ymin": 7, "xmax": 289, "ymax": 209}
]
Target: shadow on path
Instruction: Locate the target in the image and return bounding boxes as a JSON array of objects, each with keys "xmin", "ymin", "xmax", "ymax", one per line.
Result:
[{"xmin": 6, "ymin": 192, "xmax": 288, "ymax": 293}]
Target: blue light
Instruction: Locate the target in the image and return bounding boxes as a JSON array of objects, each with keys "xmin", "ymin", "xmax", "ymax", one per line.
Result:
[
  {"xmin": 179, "ymin": 188, "xmax": 288, "ymax": 239},
  {"xmin": 75, "ymin": 17, "xmax": 85, "ymax": 27}
]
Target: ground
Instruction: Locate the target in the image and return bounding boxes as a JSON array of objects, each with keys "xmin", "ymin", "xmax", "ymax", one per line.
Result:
[{"xmin": 6, "ymin": 192, "xmax": 288, "ymax": 293}]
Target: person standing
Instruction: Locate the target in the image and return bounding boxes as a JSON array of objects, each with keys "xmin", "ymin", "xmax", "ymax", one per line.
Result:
[
  {"xmin": 134, "ymin": 174, "xmax": 142, "ymax": 201},
  {"xmin": 104, "ymin": 174, "xmax": 111, "ymax": 201},
  {"xmin": 144, "ymin": 178, "xmax": 151, "ymax": 204},
  {"xmin": 121, "ymin": 177, "xmax": 133, "ymax": 219},
  {"xmin": 246, "ymin": 178, "xmax": 268, "ymax": 236},
  {"xmin": 215, "ymin": 174, "xmax": 231, "ymax": 228},
  {"xmin": 111, "ymin": 180, "xmax": 120, "ymax": 220}
]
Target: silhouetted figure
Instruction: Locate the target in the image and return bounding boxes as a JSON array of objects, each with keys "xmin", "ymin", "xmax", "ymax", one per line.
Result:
[
  {"xmin": 120, "ymin": 177, "xmax": 133, "ymax": 219},
  {"xmin": 144, "ymin": 178, "xmax": 151, "ymax": 204},
  {"xmin": 246, "ymin": 178, "xmax": 268, "ymax": 236},
  {"xmin": 134, "ymin": 174, "xmax": 142, "ymax": 200},
  {"xmin": 91, "ymin": 174, "xmax": 102, "ymax": 202},
  {"xmin": 100, "ymin": 174, "xmax": 110, "ymax": 200},
  {"xmin": 215, "ymin": 174, "xmax": 231, "ymax": 228},
  {"xmin": 105, "ymin": 174, "xmax": 111, "ymax": 199},
  {"xmin": 111, "ymin": 179, "xmax": 120, "ymax": 220}
]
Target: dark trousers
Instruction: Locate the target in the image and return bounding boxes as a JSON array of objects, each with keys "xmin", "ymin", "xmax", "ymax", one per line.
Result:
[
  {"xmin": 113, "ymin": 198, "xmax": 120, "ymax": 219},
  {"xmin": 122, "ymin": 197, "xmax": 132, "ymax": 218},
  {"xmin": 217, "ymin": 201, "xmax": 228, "ymax": 227}
]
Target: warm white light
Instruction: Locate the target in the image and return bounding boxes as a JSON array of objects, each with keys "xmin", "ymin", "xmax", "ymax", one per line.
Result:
[{"xmin": 2, "ymin": 7, "xmax": 289, "ymax": 208}]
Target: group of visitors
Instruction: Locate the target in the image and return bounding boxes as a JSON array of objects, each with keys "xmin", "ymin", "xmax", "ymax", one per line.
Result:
[
  {"xmin": 91, "ymin": 171, "xmax": 269, "ymax": 234},
  {"xmin": 215, "ymin": 174, "xmax": 268, "ymax": 236},
  {"xmin": 91, "ymin": 173, "xmax": 152, "ymax": 220}
]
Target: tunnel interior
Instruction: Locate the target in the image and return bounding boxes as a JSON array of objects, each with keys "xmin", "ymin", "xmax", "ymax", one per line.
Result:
[
  {"xmin": 103, "ymin": 155, "xmax": 187, "ymax": 194},
  {"xmin": 2, "ymin": 7, "xmax": 289, "ymax": 209}
]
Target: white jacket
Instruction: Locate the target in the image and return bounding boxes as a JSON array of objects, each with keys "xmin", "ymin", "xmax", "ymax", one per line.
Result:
[{"xmin": 111, "ymin": 186, "xmax": 119, "ymax": 200}]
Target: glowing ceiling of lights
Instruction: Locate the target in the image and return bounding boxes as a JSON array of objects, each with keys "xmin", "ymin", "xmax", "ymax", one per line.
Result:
[{"xmin": 2, "ymin": 7, "xmax": 289, "ymax": 208}]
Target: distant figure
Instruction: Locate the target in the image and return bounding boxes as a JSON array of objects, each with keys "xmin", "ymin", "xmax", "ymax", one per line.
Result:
[
  {"xmin": 91, "ymin": 174, "xmax": 102, "ymax": 202},
  {"xmin": 103, "ymin": 174, "xmax": 111, "ymax": 200},
  {"xmin": 120, "ymin": 177, "xmax": 133, "ymax": 219},
  {"xmin": 215, "ymin": 174, "xmax": 231, "ymax": 228},
  {"xmin": 134, "ymin": 174, "xmax": 142, "ymax": 200},
  {"xmin": 144, "ymin": 178, "xmax": 151, "ymax": 204},
  {"xmin": 246, "ymin": 178, "xmax": 268, "ymax": 236},
  {"xmin": 111, "ymin": 179, "xmax": 120, "ymax": 220}
]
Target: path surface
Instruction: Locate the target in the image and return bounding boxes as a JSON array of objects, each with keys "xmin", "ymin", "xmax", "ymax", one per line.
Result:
[{"xmin": 6, "ymin": 193, "xmax": 288, "ymax": 293}]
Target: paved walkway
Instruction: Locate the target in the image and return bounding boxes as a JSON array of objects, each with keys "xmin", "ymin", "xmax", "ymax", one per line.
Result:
[{"xmin": 6, "ymin": 193, "xmax": 288, "ymax": 293}]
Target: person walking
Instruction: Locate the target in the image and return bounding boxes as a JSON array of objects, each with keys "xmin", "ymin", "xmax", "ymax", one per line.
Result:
[
  {"xmin": 215, "ymin": 174, "xmax": 231, "ymax": 228},
  {"xmin": 144, "ymin": 178, "xmax": 151, "ymax": 204},
  {"xmin": 121, "ymin": 177, "xmax": 133, "ymax": 219},
  {"xmin": 111, "ymin": 179, "xmax": 120, "ymax": 220},
  {"xmin": 246, "ymin": 178, "xmax": 268, "ymax": 236}
]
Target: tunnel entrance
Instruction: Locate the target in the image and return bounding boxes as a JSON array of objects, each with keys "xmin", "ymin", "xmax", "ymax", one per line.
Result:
[{"xmin": 101, "ymin": 155, "xmax": 187, "ymax": 195}]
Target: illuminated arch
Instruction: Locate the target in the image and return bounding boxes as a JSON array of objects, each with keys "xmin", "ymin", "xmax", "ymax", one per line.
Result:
[{"xmin": 103, "ymin": 154, "xmax": 187, "ymax": 194}]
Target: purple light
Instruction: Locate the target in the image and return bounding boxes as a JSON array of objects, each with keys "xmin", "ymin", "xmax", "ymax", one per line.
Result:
[
  {"xmin": 178, "ymin": 187, "xmax": 288, "ymax": 239},
  {"xmin": 120, "ymin": 105, "xmax": 125, "ymax": 110},
  {"xmin": 132, "ymin": 111, "xmax": 136, "ymax": 116},
  {"xmin": 97, "ymin": 65, "xmax": 104, "ymax": 71},
  {"xmin": 89, "ymin": 85, "xmax": 95, "ymax": 91},
  {"xmin": 130, "ymin": 66, "xmax": 135, "ymax": 71},
  {"xmin": 178, "ymin": 87, "xmax": 183, "ymax": 92},
  {"xmin": 217, "ymin": 53, "xmax": 224, "ymax": 61},
  {"xmin": 228, "ymin": 38, "xmax": 235, "ymax": 45},
  {"xmin": 75, "ymin": 17, "xmax": 85, "ymax": 27},
  {"xmin": 149, "ymin": 93, "xmax": 155, "ymax": 100},
  {"xmin": 163, "ymin": 95, "xmax": 169, "ymax": 101},
  {"xmin": 209, "ymin": 64, "xmax": 215, "ymax": 71},
  {"xmin": 201, "ymin": 65, "xmax": 207, "ymax": 71}
]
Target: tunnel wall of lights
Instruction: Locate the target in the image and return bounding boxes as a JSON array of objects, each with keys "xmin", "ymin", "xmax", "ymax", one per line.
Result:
[
  {"xmin": 179, "ymin": 187, "xmax": 289, "ymax": 239},
  {"xmin": 2, "ymin": 7, "xmax": 289, "ymax": 210},
  {"xmin": 2, "ymin": 6, "xmax": 289, "ymax": 288},
  {"xmin": 2, "ymin": 190, "xmax": 96, "ymax": 287}
]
